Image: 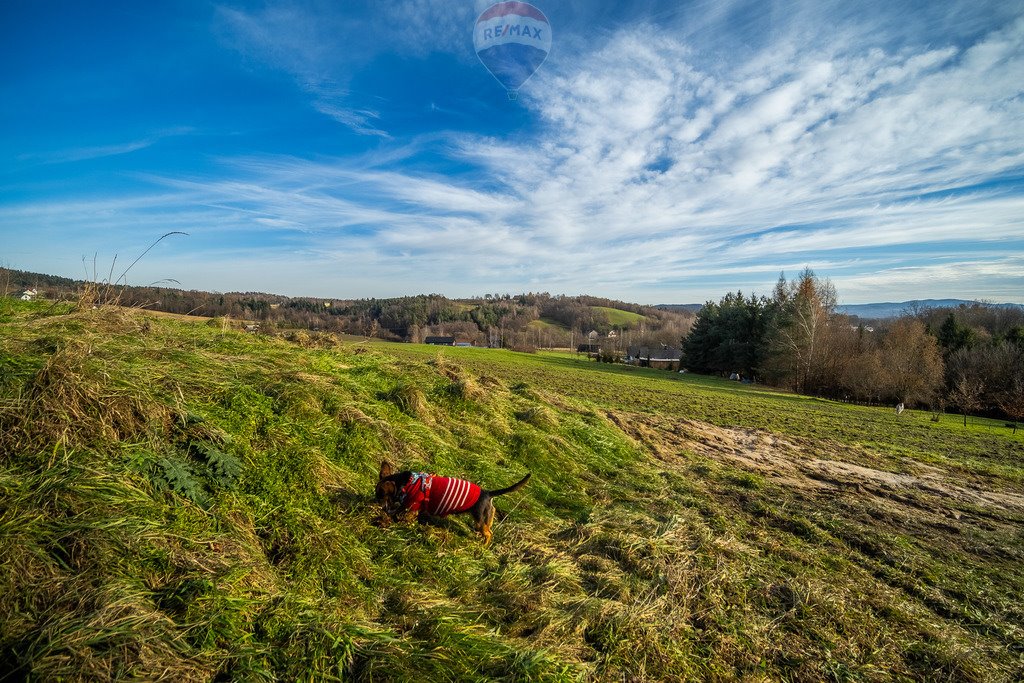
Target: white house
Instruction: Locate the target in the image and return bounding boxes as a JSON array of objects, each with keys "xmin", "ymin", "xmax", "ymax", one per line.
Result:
[{"xmin": 20, "ymin": 289, "xmax": 37, "ymax": 301}]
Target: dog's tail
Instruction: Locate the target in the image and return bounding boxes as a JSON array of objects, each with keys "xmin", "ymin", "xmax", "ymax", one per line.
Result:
[{"xmin": 487, "ymin": 473, "xmax": 531, "ymax": 497}]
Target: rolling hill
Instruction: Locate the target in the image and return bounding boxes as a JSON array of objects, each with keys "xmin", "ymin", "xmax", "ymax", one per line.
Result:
[
  {"xmin": 0, "ymin": 268, "xmax": 689, "ymax": 347},
  {"xmin": 2, "ymin": 297, "xmax": 1022, "ymax": 681},
  {"xmin": 591, "ymin": 306, "xmax": 647, "ymax": 328}
]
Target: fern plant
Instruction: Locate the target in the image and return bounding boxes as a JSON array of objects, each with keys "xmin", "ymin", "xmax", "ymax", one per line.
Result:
[
  {"xmin": 195, "ymin": 442, "xmax": 242, "ymax": 487},
  {"xmin": 154, "ymin": 456, "xmax": 208, "ymax": 506}
]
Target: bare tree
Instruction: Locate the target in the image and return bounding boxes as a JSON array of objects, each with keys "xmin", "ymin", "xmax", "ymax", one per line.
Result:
[
  {"xmin": 950, "ymin": 375, "xmax": 984, "ymax": 427},
  {"xmin": 878, "ymin": 319, "xmax": 945, "ymax": 406},
  {"xmin": 999, "ymin": 376, "xmax": 1024, "ymax": 436},
  {"xmin": 768, "ymin": 269, "xmax": 839, "ymax": 394}
]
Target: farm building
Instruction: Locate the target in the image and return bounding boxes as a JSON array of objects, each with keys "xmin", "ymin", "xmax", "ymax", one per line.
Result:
[
  {"xmin": 424, "ymin": 336, "xmax": 456, "ymax": 346},
  {"xmin": 627, "ymin": 346, "xmax": 682, "ymax": 371}
]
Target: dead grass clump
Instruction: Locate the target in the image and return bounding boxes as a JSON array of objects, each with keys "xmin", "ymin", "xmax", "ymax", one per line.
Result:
[
  {"xmin": 91, "ymin": 305, "xmax": 144, "ymax": 329},
  {"xmin": 426, "ymin": 352, "xmax": 450, "ymax": 372},
  {"xmin": 74, "ymin": 280, "xmax": 101, "ymax": 311},
  {"xmin": 281, "ymin": 329, "xmax": 341, "ymax": 349},
  {"xmin": 426, "ymin": 356, "xmax": 487, "ymax": 402},
  {"xmin": 216, "ymin": 510, "xmax": 283, "ymax": 595},
  {"xmin": 66, "ymin": 306, "xmax": 151, "ymax": 336},
  {"xmin": 283, "ymin": 330, "xmax": 311, "ymax": 346},
  {"xmin": 335, "ymin": 405, "xmax": 375, "ymax": 427},
  {"xmin": 310, "ymin": 454, "xmax": 353, "ymax": 493},
  {"xmin": 448, "ymin": 376, "xmax": 486, "ymax": 402},
  {"xmin": 269, "ymin": 381, "xmax": 324, "ymax": 421},
  {"xmin": 19, "ymin": 580, "xmax": 213, "ymax": 682},
  {"xmin": 478, "ymin": 374, "xmax": 502, "ymax": 389},
  {"xmin": 1, "ymin": 342, "xmax": 171, "ymax": 452},
  {"xmin": 309, "ymin": 331, "xmax": 340, "ymax": 348},
  {"xmin": 515, "ymin": 406, "xmax": 556, "ymax": 430},
  {"xmin": 382, "ymin": 382, "xmax": 430, "ymax": 420},
  {"xmin": 175, "ymin": 412, "xmax": 230, "ymax": 446},
  {"xmin": 510, "ymin": 381, "xmax": 542, "ymax": 402}
]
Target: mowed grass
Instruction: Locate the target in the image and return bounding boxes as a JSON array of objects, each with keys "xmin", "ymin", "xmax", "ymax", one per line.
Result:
[{"xmin": 1, "ymin": 298, "xmax": 1022, "ymax": 682}]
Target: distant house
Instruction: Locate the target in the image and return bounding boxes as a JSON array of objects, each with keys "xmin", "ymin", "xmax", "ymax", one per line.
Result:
[
  {"xmin": 627, "ymin": 346, "xmax": 682, "ymax": 371},
  {"xmin": 454, "ymin": 341, "xmax": 474, "ymax": 347},
  {"xmin": 424, "ymin": 336, "xmax": 456, "ymax": 346},
  {"xmin": 20, "ymin": 289, "xmax": 37, "ymax": 301}
]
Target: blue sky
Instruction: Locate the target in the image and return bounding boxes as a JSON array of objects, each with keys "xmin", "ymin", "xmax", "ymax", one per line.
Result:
[{"xmin": 2, "ymin": 0, "xmax": 1022, "ymax": 304}]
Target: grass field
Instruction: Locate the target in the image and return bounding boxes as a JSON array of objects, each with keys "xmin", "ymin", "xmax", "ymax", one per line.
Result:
[
  {"xmin": 591, "ymin": 306, "xmax": 648, "ymax": 328},
  {"xmin": 1, "ymin": 299, "xmax": 1022, "ymax": 681},
  {"xmin": 529, "ymin": 318, "xmax": 572, "ymax": 333}
]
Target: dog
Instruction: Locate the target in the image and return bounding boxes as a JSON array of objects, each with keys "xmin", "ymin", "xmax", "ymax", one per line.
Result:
[{"xmin": 375, "ymin": 461, "xmax": 530, "ymax": 545}]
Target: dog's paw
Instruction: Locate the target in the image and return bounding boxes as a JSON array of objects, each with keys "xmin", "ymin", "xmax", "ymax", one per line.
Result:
[{"xmin": 398, "ymin": 509, "xmax": 419, "ymax": 524}]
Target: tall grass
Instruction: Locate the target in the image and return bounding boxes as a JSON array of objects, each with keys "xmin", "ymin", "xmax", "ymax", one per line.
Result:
[
  {"xmin": 75, "ymin": 232, "xmax": 188, "ymax": 310},
  {"xmin": 1, "ymin": 300, "xmax": 1022, "ymax": 681}
]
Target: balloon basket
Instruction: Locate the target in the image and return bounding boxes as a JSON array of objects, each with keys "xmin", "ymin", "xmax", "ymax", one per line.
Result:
[{"xmin": 507, "ymin": 90, "xmax": 518, "ymax": 101}]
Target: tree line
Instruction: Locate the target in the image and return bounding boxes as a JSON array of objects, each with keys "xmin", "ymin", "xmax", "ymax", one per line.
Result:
[
  {"xmin": 1, "ymin": 269, "xmax": 692, "ymax": 352},
  {"xmin": 682, "ymin": 269, "xmax": 1024, "ymax": 424}
]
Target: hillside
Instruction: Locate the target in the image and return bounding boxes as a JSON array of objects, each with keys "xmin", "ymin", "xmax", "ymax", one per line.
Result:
[
  {"xmin": 2, "ymin": 298, "xmax": 1023, "ymax": 681},
  {"xmin": 591, "ymin": 306, "xmax": 647, "ymax": 328},
  {"xmin": 0, "ymin": 268, "xmax": 691, "ymax": 349}
]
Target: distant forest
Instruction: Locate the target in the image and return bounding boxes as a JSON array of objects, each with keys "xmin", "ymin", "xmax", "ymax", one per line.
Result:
[
  {"xmin": 682, "ymin": 269, "xmax": 1024, "ymax": 423},
  {"xmin": 0, "ymin": 268, "xmax": 693, "ymax": 352},
  {"xmin": 6, "ymin": 266, "xmax": 1021, "ymax": 423}
]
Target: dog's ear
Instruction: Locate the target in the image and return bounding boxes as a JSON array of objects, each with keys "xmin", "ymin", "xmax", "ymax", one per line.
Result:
[{"xmin": 379, "ymin": 460, "xmax": 394, "ymax": 480}]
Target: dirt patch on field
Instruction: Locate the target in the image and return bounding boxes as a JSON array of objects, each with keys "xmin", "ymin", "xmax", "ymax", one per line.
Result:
[
  {"xmin": 134, "ymin": 308, "xmax": 214, "ymax": 322},
  {"xmin": 607, "ymin": 411, "xmax": 1024, "ymax": 514}
]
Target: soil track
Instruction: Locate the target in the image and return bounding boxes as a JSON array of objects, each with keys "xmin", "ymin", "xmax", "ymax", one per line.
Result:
[
  {"xmin": 135, "ymin": 308, "xmax": 213, "ymax": 322},
  {"xmin": 608, "ymin": 411, "xmax": 1024, "ymax": 515}
]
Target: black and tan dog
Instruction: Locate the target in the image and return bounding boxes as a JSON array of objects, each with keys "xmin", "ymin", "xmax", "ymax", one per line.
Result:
[{"xmin": 375, "ymin": 461, "xmax": 530, "ymax": 545}]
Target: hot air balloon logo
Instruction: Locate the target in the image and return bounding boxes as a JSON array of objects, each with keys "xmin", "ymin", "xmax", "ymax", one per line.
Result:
[{"xmin": 473, "ymin": 2, "xmax": 551, "ymax": 100}]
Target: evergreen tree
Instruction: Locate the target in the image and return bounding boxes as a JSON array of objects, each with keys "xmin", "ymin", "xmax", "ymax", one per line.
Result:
[{"xmin": 937, "ymin": 313, "xmax": 975, "ymax": 356}]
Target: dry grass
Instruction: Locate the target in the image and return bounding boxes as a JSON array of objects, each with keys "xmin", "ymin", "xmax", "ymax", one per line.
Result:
[
  {"xmin": 382, "ymin": 381, "xmax": 431, "ymax": 420},
  {"xmin": 1, "ymin": 299, "xmax": 1022, "ymax": 681}
]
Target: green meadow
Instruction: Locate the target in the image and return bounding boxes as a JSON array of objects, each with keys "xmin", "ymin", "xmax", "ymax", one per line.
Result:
[
  {"xmin": 590, "ymin": 306, "xmax": 648, "ymax": 328},
  {"xmin": 528, "ymin": 318, "xmax": 571, "ymax": 333},
  {"xmin": 2, "ymin": 299, "xmax": 1022, "ymax": 681}
]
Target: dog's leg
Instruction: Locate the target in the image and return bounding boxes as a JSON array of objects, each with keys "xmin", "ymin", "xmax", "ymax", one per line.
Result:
[{"xmin": 481, "ymin": 500, "xmax": 496, "ymax": 545}]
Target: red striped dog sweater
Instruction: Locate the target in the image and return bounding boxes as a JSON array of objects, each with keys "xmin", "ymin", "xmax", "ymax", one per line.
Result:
[{"xmin": 399, "ymin": 473, "xmax": 481, "ymax": 516}]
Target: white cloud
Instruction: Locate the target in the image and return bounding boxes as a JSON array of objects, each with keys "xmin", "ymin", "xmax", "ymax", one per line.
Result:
[
  {"xmin": 5, "ymin": 2, "xmax": 1022, "ymax": 303},
  {"xmin": 835, "ymin": 257, "xmax": 1024, "ymax": 302},
  {"xmin": 16, "ymin": 128, "xmax": 195, "ymax": 165},
  {"xmin": 216, "ymin": 4, "xmax": 388, "ymax": 137}
]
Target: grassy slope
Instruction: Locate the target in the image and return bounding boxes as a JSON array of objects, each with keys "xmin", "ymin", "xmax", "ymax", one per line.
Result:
[
  {"xmin": 529, "ymin": 318, "xmax": 571, "ymax": 333},
  {"xmin": 591, "ymin": 306, "xmax": 647, "ymax": 328},
  {"xmin": 1, "ymin": 300, "xmax": 1022, "ymax": 682}
]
